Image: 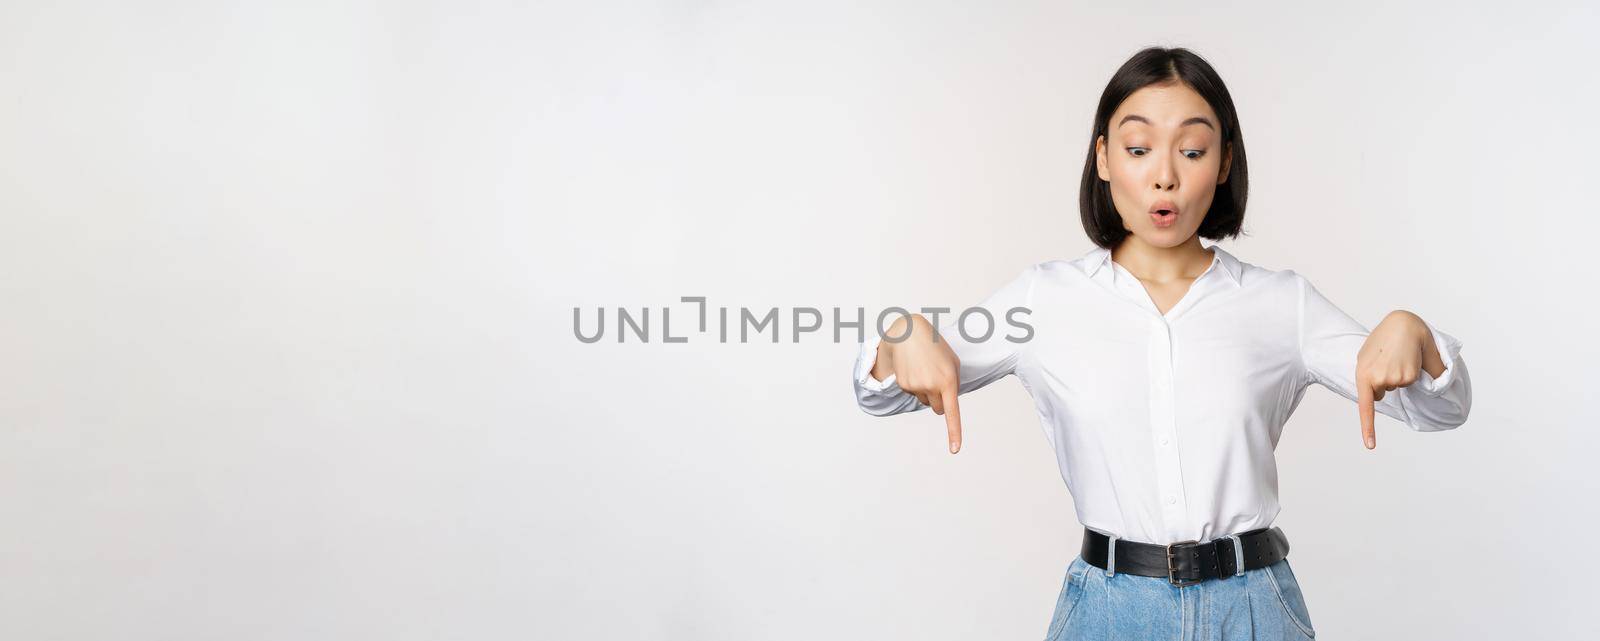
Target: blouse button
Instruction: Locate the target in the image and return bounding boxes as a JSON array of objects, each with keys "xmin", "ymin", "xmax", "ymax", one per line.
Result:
[{"xmin": 1165, "ymin": 495, "xmax": 1177, "ymax": 505}]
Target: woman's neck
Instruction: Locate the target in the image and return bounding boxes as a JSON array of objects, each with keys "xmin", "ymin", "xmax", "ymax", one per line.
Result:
[{"xmin": 1111, "ymin": 235, "xmax": 1214, "ymax": 283}]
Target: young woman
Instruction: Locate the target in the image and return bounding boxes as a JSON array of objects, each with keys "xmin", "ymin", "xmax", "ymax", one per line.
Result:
[{"xmin": 851, "ymin": 47, "xmax": 1472, "ymax": 640}]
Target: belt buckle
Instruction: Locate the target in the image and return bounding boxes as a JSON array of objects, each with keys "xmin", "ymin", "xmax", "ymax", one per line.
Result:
[{"xmin": 1165, "ymin": 540, "xmax": 1203, "ymax": 587}]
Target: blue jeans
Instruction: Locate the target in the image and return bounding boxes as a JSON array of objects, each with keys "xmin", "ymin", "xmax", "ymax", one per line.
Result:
[{"xmin": 1044, "ymin": 554, "xmax": 1317, "ymax": 640}]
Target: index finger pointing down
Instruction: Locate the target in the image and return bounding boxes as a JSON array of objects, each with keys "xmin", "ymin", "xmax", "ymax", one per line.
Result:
[{"xmin": 944, "ymin": 387, "xmax": 962, "ymax": 454}]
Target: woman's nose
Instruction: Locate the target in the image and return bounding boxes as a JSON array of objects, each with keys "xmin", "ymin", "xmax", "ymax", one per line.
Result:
[{"xmin": 1153, "ymin": 158, "xmax": 1179, "ymax": 190}]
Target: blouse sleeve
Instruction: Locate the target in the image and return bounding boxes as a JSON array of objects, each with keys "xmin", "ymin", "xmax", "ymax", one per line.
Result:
[
  {"xmin": 853, "ymin": 264, "xmax": 1039, "ymax": 417},
  {"xmin": 1296, "ymin": 273, "xmax": 1472, "ymax": 432}
]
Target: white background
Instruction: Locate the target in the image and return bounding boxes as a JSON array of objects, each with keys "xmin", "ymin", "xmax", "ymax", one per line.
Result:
[{"xmin": 2, "ymin": 1, "xmax": 1596, "ymax": 639}]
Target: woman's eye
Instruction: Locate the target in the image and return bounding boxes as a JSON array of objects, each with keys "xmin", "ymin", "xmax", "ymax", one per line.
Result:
[
  {"xmin": 1125, "ymin": 147, "xmax": 1148, "ymax": 157},
  {"xmin": 1183, "ymin": 149, "xmax": 1206, "ymax": 160}
]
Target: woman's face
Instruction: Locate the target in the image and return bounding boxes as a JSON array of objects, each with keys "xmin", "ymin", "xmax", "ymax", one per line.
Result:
[{"xmin": 1095, "ymin": 81, "xmax": 1232, "ymax": 248}]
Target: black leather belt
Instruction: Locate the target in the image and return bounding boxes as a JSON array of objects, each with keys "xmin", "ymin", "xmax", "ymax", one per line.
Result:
[{"xmin": 1080, "ymin": 526, "xmax": 1290, "ymax": 586}]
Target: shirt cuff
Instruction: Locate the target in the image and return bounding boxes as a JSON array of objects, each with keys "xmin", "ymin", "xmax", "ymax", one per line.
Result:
[
  {"xmin": 1412, "ymin": 319, "xmax": 1465, "ymax": 398},
  {"xmin": 854, "ymin": 332, "xmax": 900, "ymax": 393}
]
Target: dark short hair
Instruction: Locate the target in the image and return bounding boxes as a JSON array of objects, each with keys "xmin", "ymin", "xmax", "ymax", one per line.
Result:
[{"xmin": 1079, "ymin": 47, "xmax": 1249, "ymax": 249}]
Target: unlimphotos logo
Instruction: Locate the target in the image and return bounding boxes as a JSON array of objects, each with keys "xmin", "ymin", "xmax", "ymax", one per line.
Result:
[{"xmin": 573, "ymin": 297, "xmax": 1033, "ymax": 344}]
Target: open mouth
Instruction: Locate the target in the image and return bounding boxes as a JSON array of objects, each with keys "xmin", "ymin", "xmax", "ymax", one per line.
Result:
[{"xmin": 1149, "ymin": 201, "xmax": 1179, "ymax": 227}]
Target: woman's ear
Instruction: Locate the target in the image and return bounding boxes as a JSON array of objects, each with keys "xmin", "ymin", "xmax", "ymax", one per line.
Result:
[
  {"xmin": 1217, "ymin": 142, "xmax": 1232, "ymax": 185},
  {"xmin": 1096, "ymin": 135, "xmax": 1110, "ymax": 182}
]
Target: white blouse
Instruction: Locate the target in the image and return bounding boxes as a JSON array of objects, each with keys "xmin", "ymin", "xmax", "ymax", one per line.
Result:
[{"xmin": 852, "ymin": 244, "xmax": 1471, "ymax": 545}]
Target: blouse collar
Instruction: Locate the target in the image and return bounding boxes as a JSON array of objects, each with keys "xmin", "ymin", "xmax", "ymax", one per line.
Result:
[{"xmin": 1081, "ymin": 243, "xmax": 1243, "ymax": 287}]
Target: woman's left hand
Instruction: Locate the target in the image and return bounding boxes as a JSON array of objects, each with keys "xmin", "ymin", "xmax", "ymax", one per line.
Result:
[{"xmin": 1356, "ymin": 311, "xmax": 1446, "ymax": 450}]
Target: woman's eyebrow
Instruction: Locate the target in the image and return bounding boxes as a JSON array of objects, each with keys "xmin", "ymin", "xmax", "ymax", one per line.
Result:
[{"xmin": 1117, "ymin": 114, "xmax": 1217, "ymax": 131}]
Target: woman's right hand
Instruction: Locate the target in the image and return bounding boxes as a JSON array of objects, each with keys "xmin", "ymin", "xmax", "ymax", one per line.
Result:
[{"xmin": 872, "ymin": 314, "xmax": 965, "ymax": 454}]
